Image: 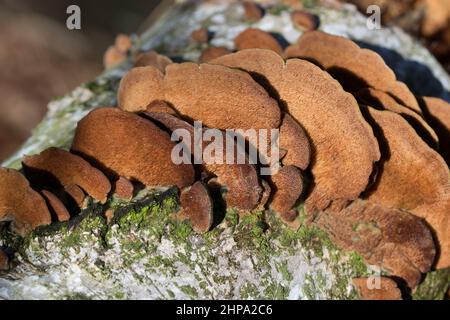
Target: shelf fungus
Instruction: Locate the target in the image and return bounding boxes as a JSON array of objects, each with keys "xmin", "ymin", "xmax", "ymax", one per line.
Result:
[
  {"xmin": 0, "ymin": 168, "xmax": 51, "ymax": 234},
  {"xmin": 290, "ymin": 10, "xmax": 319, "ymax": 31},
  {"xmin": 356, "ymin": 88, "xmax": 438, "ymax": 148},
  {"xmin": 179, "ymin": 181, "xmax": 213, "ymax": 233},
  {"xmin": 314, "ymin": 200, "xmax": 435, "ymax": 288},
  {"xmin": 352, "ymin": 277, "xmax": 402, "ymax": 300},
  {"xmin": 285, "ymin": 31, "xmax": 421, "ymax": 113},
  {"xmin": 41, "ymin": 190, "xmax": 71, "ymax": 222},
  {"xmin": 211, "ymin": 49, "xmax": 380, "ymax": 213},
  {"xmin": 63, "ymin": 184, "xmax": 86, "ymax": 209},
  {"xmin": 199, "ymin": 47, "xmax": 231, "ymax": 63},
  {"xmin": 103, "ymin": 34, "xmax": 132, "ymax": 69},
  {"xmin": 191, "ymin": 27, "xmax": 210, "ymax": 43},
  {"xmin": 71, "ymin": 108, "xmax": 195, "ymax": 190},
  {"xmin": 22, "ymin": 147, "xmax": 111, "ymax": 204},
  {"xmin": 242, "ymin": 1, "xmax": 264, "ymax": 22},
  {"xmin": 134, "ymin": 51, "xmax": 173, "ymax": 71},
  {"xmin": 234, "ymin": 28, "xmax": 283, "ymax": 55},
  {"xmin": 421, "ymin": 96, "xmax": 450, "ymax": 165},
  {"xmin": 363, "ymin": 107, "xmax": 450, "ymax": 269},
  {"xmin": 113, "ymin": 177, "xmax": 134, "ymax": 201}
]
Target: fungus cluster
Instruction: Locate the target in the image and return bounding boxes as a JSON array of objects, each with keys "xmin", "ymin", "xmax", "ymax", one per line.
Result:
[
  {"xmin": 103, "ymin": 34, "xmax": 133, "ymax": 69},
  {"xmin": 1, "ymin": 8, "xmax": 449, "ymax": 297}
]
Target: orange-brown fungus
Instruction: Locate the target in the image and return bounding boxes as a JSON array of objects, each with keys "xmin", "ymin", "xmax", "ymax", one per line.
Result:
[
  {"xmin": 291, "ymin": 10, "xmax": 319, "ymax": 31},
  {"xmin": 363, "ymin": 107, "xmax": 450, "ymax": 269},
  {"xmin": 356, "ymin": 88, "xmax": 438, "ymax": 147},
  {"xmin": 64, "ymin": 184, "xmax": 86, "ymax": 209},
  {"xmin": 352, "ymin": 277, "xmax": 402, "ymax": 300},
  {"xmin": 191, "ymin": 27, "xmax": 210, "ymax": 43},
  {"xmin": 234, "ymin": 28, "xmax": 283, "ymax": 55},
  {"xmin": 243, "ymin": 1, "xmax": 264, "ymax": 22},
  {"xmin": 199, "ymin": 47, "xmax": 232, "ymax": 63},
  {"xmin": 212, "ymin": 49, "xmax": 379, "ymax": 213},
  {"xmin": 279, "ymin": 113, "xmax": 311, "ymax": 170},
  {"xmin": 269, "ymin": 165, "xmax": 303, "ymax": 214},
  {"xmin": 23, "ymin": 147, "xmax": 111, "ymax": 203},
  {"xmin": 421, "ymin": 96, "xmax": 450, "ymax": 165},
  {"xmin": 71, "ymin": 108, "xmax": 195, "ymax": 190},
  {"xmin": 179, "ymin": 181, "xmax": 213, "ymax": 233},
  {"xmin": 41, "ymin": 190, "xmax": 71, "ymax": 222},
  {"xmin": 118, "ymin": 63, "xmax": 281, "ymax": 133},
  {"xmin": 285, "ymin": 31, "xmax": 421, "ymax": 113},
  {"xmin": 115, "ymin": 34, "xmax": 132, "ymax": 53},
  {"xmin": 314, "ymin": 200, "xmax": 435, "ymax": 288},
  {"xmin": 146, "ymin": 100, "xmax": 178, "ymax": 115},
  {"xmin": 134, "ymin": 51, "xmax": 173, "ymax": 71},
  {"xmin": 114, "ymin": 177, "xmax": 134, "ymax": 200},
  {"xmin": 103, "ymin": 46, "xmax": 127, "ymax": 69},
  {"xmin": 0, "ymin": 168, "xmax": 51, "ymax": 235}
]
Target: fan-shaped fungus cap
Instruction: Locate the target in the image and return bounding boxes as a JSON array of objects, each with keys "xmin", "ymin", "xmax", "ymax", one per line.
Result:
[
  {"xmin": 421, "ymin": 96, "xmax": 450, "ymax": 165},
  {"xmin": 269, "ymin": 165, "xmax": 304, "ymax": 214},
  {"xmin": 211, "ymin": 49, "xmax": 380, "ymax": 212},
  {"xmin": 314, "ymin": 200, "xmax": 435, "ymax": 288},
  {"xmin": 179, "ymin": 181, "xmax": 213, "ymax": 233},
  {"xmin": 290, "ymin": 10, "xmax": 319, "ymax": 31},
  {"xmin": 64, "ymin": 184, "xmax": 86, "ymax": 208},
  {"xmin": 285, "ymin": 31, "xmax": 421, "ymax": 113},
  {"xmin": 146, "ymin": 111, "xmax": 263, "ymax": 212},
  {"xmin": 114, "ymin": 177, "xmax": 134, "ymax": 200},
  {"xmin": 71, "ymin": 108, "xmax": 195, "ymax": 190},
  {"xmin": 0, "ymin": 250, "xmax": 8, "ymax": 271},
  {"xmin": 146, "ymin": 100, "xmax": 178, "ymax": 115},
  {"xmin": 356, "ymin": 88, "xmax": 438, "ymax": 148},
  {"xmin": 199, "ymin": 47, "xmax": 232, "ymax": 63},
  {"xmin": 103, "ymin": 46, "xmax": 127, "ymax": 69},
  {"xmin": 191, "ymin": 27, "xmax": 210, "ymax": 43},
  {"xmin": 41, "ymin": 190, "xmax": 70, "ymax": 222},
  {"xmin": 118, "ymin": 63, "xmax": 281, "ymax": 132},
  {"xmin": 134, "ymin": 51, "xmax": 173, "ymax": 71},
  {"xmin": 352, "ymin": 277, "xmax": 402, "ymax": 300},
  {"xmin": 114, "ymin": 34, "xmax": 132, "ymax": 53},
  {"xmin": 23, "ymin": 147, "xmax": 111, "ymax": 203},
  {"xmin": 243, "ymin": 1, "xmax": 264, "ymax": 22},
  {"xmin": 234, "ymin": 28, "xmax": 283, "ymax": 55},
  {"xmin": 363, "ymin": 107, "xmax": 450, "ymax": 269},
  {"xmin": 0, "ymin": 168, "xmax": 51, "ymax": 234},
  {"xmin": 279, "ymin": 113, "xmax": 310, "ymax": 170}
]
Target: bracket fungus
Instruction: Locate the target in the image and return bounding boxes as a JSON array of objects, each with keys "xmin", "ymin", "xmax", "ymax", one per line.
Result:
[
  {"xmin": 41, "ymin": 190, "xmax": 71, "ymax": 222},
  {"xmin": 234, "ymin": 28, "xmax": 283, "ymax": 55},
  {"xmin": 72, "ymin": 108, "xmax": 195, "ymax": 190},
  {"xmin": 103, "ymin": 34, "xmax": 132, "ymax": 69},
  {"xmin": 191, "ymin": 27, "xmax": 210, "ymax": 43},
  {"xmin": 199, "ymin": 47, "xmax": 232, "ymax": 63},
  {"xmin": 179, "ymin": 181, "xmax": 213, "ymax": 233},
  {"xmin": 134, "ymin": 51, "xmax": 173, "ymax": 71},
  {"xmin": 113, "ymin": 177, "xmax": 134, "ymax": 200},
  {"xmin": 0, "ymin": 168, "xmax": 51, "ymax": 234},
  {"xmin": 363, "ymin": 107, "xmax": 450, "ymax": 269},
  {"xmin": 118, "ymin": 63, "xmax": 281, "ymax": 132},
  {"xmin": 356, "ymin": 88, "xmax": 438, "ymax": 148},
  {"xmin": 421, "ymin": 96, "xmax": 450, "ymax": 165},
  {"xmin": 242, "ymin": 1, "xmax": 264, "ymax": 22},
  {"xmin": 64, "ymin": 184, "xmax": 86, "ymax": 209},
  {"xmin": 146, "ymin": 111, "xmax": 264, "ymax": 212},
  {"xmin": 290, "ymin": 10, "xmax": 319, "ymax": 31},
  {"xmin": 352, "ymin": 277, "xmax": 402, "ymax": 300},
  {"xmin": 314, "ymin": 200, "xmax": 435, "ymax": 288},
  {"xmin": 268, "ymin": 165, "xmax": 304, "ymax": 215},
  {"xmin": 22, "ymin": 147, "xmax": 111, "ymax": 204},
  {"xmin": 279, "ymin": 113, "xmax": 311, "ymax": 170},
  {"xmin": 285, "ymin": 31, "xmax": 421, "ymax": 113},
  {"xmin": 212, "ymin": 49, "xmax": 380, "ymax": 213}
]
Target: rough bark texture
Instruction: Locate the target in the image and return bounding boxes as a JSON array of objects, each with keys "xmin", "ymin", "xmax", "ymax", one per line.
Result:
[{"xmin": 0, "ymin": 0, "xmax": 449, "ymax": 300}]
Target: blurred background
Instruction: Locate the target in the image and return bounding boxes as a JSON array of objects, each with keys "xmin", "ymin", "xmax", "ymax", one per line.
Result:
[{"xmin": 0, "ymin": 0, "xmax": 448, "ymax": 162}]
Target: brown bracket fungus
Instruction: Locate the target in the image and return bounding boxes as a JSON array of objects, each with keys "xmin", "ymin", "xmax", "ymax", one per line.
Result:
[
  {"xmin": 118, "ymin": 63, "xmax": 281, "ymax": 133},
  {"xmin": 290, "ymin": 10, "xmax": 319, "ymax": 31},
  {"xmin": 363, "ymin": 107, "xmax": 450, "ymax": 269},
  {"xmin": 146, "ymin": 100, "xmax": 179, "ymax": 115},
  {"xmin": 211, "ymin": 49, "xmax": 380, "ymax": 213},
  {"xmin": 285, "ymin": 31, "xmax": 421, "ymax": 113},
  {"xmin": 103, "ymin": 46, "xmax": 127, "ymax": 69},
  {"xmin": 0, "ymin": 249, "xmax": 9, "ymax": 271},
  {"xmin": 179, "ymin": 181, "xmax": 214, "ymax": 233},
  {"xmin": 22, "ymin": 147, "xmax": 111, "ymax": 204},
  {"xmin": 0, "ymin": 168, "xmax": 51, "ymax": 235},
  {"xmin": 41, "ymin": 190, "xmax": 71, "ymax": 222},
  {"xmin": 199, "ymin": 47, "xmax": 232, "ymax": 63},
  {"xmin": 114, "ymin": 34, "xmax": 132, "ymax": 53},
  {"xmin": 314, "ymin": 200, "xmax": 436, "ymax": 288},
  {"xmin": 191, "ymin": 27, "xmax": 210, "ymax": 43},
  {"xmin": 352, "ymin": 277, "xmax": 402, "ymax": 300},
  {"xmin": 242, "ymin": 1, "xmax": 264, "ymax": 22},
  {"xmin": 71, "ymin": 108, "xmax": 195, "ymax": 190},
  {"xmin": 146, "ymin": 111, "xmax": 264, "ymax": 212},
  {"xmin": 134, "ymin": 51, "xmax": 173, "ymax": 71},
  {"xmin": 268, "ymin": 165, "xmax": 304, "ymax": 216},
  {"xmin": 421, "ymin": 96, "xmax": 450, "ymax": 165},
  {"xmin": 356, "ymin": 88, "xmax": 438, "ymax": 148},
  {"xmin": 114, "ymin": 177, "xmax": 134, "ymax": 201},
  {"xmin": 234, "ymin": 28, "xmax": 283, "ymax": 55},
  {"xmin": 279, "ymin": 113, "xmax": 311, "ymax": 170},
  {"xmin": 64, "ymin": 184, "xmax": 86, "ymax": 209}
]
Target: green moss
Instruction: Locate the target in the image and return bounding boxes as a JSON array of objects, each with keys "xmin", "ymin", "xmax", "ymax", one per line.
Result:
[
  {"xmin": 413, "ymin": 269, "xmax": 450, "ymax": 300},
  {"xmin": 348, "ymin": 251, "xmax": 368, "ymax": 277},
  {"xmin": 179, "ymin": 285, "xmax": 199, "ymax": 298}
]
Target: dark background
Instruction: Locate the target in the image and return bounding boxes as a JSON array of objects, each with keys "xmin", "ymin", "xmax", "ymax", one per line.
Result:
[{"xmin": 0, "ymin": 0, "xmax": 162, "ymax": 161}]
